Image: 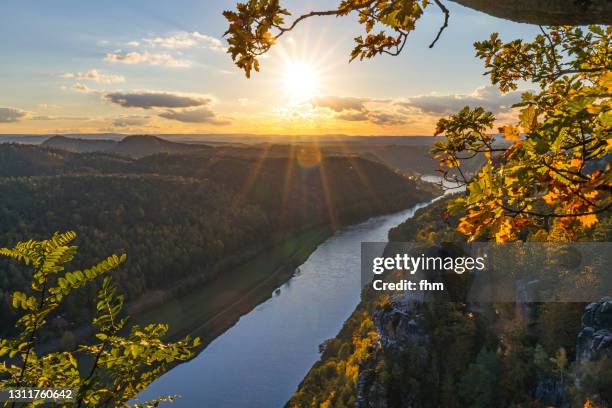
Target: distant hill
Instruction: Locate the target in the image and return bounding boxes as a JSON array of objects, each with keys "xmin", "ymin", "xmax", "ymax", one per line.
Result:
[
  {"xmin": 0, "ymin": 143, "xmax": 136, "ymax": 176},
  {"xmin": 40, "ymin": 135, "xmax": 211, "ymax": 158},
  {"xmin": 113, "ymin": 135, "xmax": 207, "ymax": 158},
  {"xmin": 0, "ymin": 135, "xmax": 49, "ymax": 144},
  {"xmin": 322, "ymin": 144, "xmax": 486, "ymax": 176},
  {"xmin": 2, "ymin": 133, "xmax": 441, "ymax": 146},
  {"xmin": 43, "ymin": 135, "xmax": 117, "ymax": 153}
]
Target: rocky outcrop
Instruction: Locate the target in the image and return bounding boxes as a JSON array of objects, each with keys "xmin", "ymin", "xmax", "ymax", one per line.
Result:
[
  {"xmin": 450, "ymin": 0, "xmax": 612, "ymax": 25},
  {"xmin": 374, "ymin": 296, "xmax": 428, "ymax": 349},
  {"xmin": 355, "ymin": 295, "xmax": 428, "ymax": 408},
  {"xmin": 356, "ymin": 366, "xmax": 389, "ymax": 408},
  {"xmin": 576, "ymin": 297, "xmax": 612, "ymax": 362}
]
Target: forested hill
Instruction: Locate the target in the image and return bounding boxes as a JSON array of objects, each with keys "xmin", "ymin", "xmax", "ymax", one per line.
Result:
[
  {"xmin": 41, "ymin": 135, "xmax": 209, "ymax": 158},
  {"xmin": 3, "ymin": 133, "xmax": 490, "ymax": 175},
  {"xmin": 0, "ymin": 143, "xmax": 435, "ymax": 338}
]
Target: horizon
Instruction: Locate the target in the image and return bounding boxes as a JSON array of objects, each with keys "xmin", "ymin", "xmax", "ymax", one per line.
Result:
[{"xmin": 0, "ymin": 132, "xmax": 438, "ymax": 137}]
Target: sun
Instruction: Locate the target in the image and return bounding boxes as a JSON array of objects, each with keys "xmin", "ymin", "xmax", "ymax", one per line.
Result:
[{"xmin": 282, "ymin": 61, "xmax": 319, "ymax": 103}]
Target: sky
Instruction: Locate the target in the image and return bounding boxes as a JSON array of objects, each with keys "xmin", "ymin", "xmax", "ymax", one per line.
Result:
[{"xmin": 0, "ymin": 0, "xmax": 541, "ymax": 136}]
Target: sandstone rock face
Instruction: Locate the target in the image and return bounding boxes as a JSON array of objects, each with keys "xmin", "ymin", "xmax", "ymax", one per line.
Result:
[
  {"xmin": 451, "ymin": 0, "xmax": 612, "ymax": 25},
  {"xmin": 374, "ymin": 296, "xmax": 428, "ymax": 349},
  {"xmin": 576, "ymin": 297, "xmax": 612, "ymax": 362},
  {"xmin": 355, "ymin": 295, "xmax": 427, "ymax": 408}
]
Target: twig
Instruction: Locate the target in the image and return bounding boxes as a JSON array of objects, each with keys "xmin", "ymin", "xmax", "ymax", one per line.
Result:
[
  {"xmin": 429, "ymin": 0, "xmax": 449, "ymax": 48},
  {"xmin": 276, "ymin": 9, "xmax": 341, "ymax": 37},
  {"xmin": 500, "ymin": 202, "xmax": 611, "ymax": 218}
]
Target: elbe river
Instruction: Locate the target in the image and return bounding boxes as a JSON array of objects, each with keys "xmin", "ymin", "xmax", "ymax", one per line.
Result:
[{"xmin": 140, "ymin": 177, "xmax": 459, "ymax": 407}]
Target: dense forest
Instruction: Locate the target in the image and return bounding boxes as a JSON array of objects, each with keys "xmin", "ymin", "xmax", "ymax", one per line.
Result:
[
  {"xmin": 0, "ymin": 142, "xmax": 434, "ymax": 341},
  {"xmin": 287, "ymin": 198, "xmax": 611, "ymax": 408}
]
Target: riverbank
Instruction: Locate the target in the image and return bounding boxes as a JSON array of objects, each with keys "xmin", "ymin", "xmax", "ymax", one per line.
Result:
[
  {"xmin": 131, "ymin": 225, "xmax": 332, "ymax": 344},
  {"xmin": 130, "ymin": 186, "xmax": 439, "ymax": 345}
]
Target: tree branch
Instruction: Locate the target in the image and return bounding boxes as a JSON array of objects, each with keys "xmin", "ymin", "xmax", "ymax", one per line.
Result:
[
  {"xmin": 500, "ymin": 202, "xmax": 611, "ymax": 218},
  {"xmin": 275, "ymin": 9, "xmax": 342, "ymax": 39},
  {"xmin": 539, "ymin": 25, "xmax": 561, "ymax": 72},
  {"xmin": 429, "ymin": 0, "xmax": 450, "ymax": 48}
]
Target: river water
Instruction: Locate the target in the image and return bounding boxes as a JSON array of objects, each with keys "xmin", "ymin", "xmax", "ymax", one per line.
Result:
[{"xmin": 140, "ymin": 180, "xmax": 454, "ymax": 407}]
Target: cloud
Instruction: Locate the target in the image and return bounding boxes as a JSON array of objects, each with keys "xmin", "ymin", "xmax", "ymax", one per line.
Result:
[
  {"xmin": 112, "ymin": 115, "xmax": 151, "ymax": 127},
  {"xmin": 400, "ymin": 86, "xmax": 522, "ymax": 115},
  {"xmin": 336, "ymin": 111, "xmax": 369, "ymax": 121},
  {"xmin": 72, "ymin": 83, "xmax": 96, "ymax": 93},
  {"xmin": 311, "ymin": 96, "xmax": 369, "ymax": 113},
  {"xmin": 102, "ymin": 90, "xmax": 226, "ymax": 125},
  {"xmin": 144, "ymin": 32, "xmax": 225, "ymax": 52},
  {"xmin": 191, "ymin": 32, "xmax": 226, "ymax": 52},
  {"xmin": 105, "ymin": 51, "xmax": 190, "ymax": 68},
  {"xmin": 368, "ymin": 111, "xmax": 408, "ymax": 126},
  {"xmin": 61, "ymin": 69, "xmax": 125, "ymax": 84},
  {"xmin": 103, "ymin": 91, "xmax": 211, "ymax": 109},
  {"xmin": 303, "ymin": 86, "xmax": 524, "ymax": 128},
  {"xmin": 0, "ymin": 108, "xmax": 90, "ymax": 123},
  {"xmin": 310, "ymin": 95, "xmax": 409, "ymax": 126},
  {"xmin": 31, "ymin": 115, "xmax": 89, "ymax": 121},
  {"xmin": 158, "ymin": 107, "xmax": 229, "ymax": 125},
  {"xmin": 0, "ymin": 107, "xmax": 30, "ymax": 123},
  {"xmin": 39, "ymin": 103, "xmax": 61, "ymax": 109}
]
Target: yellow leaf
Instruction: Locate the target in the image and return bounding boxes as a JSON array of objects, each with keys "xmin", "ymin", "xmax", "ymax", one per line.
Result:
[
  {"xmin": 494, "ymin": 218, "xmax": 515, "ymax": 242},
  {"xmin": 68, "ymin": 353, "xmax": 77, "ymax": 368},
  {"xmin": 502, "ymin": 125, "xmax": 521, "ymax": 141},
  {"xmin": 578, "ymin": 214, "xmax": 598, "ymax": 228},
  {"xmin": 543, "ymin": 191, "xmax": 558, "ymax": 205},
  {"xmin": 600, "ymin": 71, "xmax": 612, "ymax": 91},
  {"xmin": 570, "ymin": 158, "xmax": 582, "ymax": 168},
  {"xmin": 518, "ymin": 105, "xmax": 537, "ymax": 131}
]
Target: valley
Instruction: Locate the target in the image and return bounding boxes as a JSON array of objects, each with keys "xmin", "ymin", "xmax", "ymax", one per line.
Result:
[{"xmin": 0, "ymin": 136, "xmax": 438, "ymax": 346}]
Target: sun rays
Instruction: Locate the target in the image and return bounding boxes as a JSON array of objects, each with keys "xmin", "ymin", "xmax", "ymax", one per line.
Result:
[
  {"xmin": 257, "ymin": 25, "xmax": 344, "ymax": 110},
  {"xmin": 282, "ymin": 61, "xmax": 320, "ymax": 104}
]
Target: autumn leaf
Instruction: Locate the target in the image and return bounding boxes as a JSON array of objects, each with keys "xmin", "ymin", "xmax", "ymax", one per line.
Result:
[
  {"xmin": 600, "ymin": 71, "xmax": 612, "ymax": 91},
  {"xmin": 501, "ymin": 125, "xmax": 521, "ymax": 141},
  {"xmin": 570, "ymin": 158, "xmax": 582, "ymax": 168},
  {"xmin": 493, "ymin": 218, "xmax": 516, "ymax": 242},
  {"xmin": 577, "ymin": 214, "xmax": 598, "ymax": 228},
  {"xmin": 518, "ymin": 105, "xmax": 538, "ymax": 132},
  {"xmin": 543, "ymin": 191, "xmax": 559, "ymax": 205}
]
